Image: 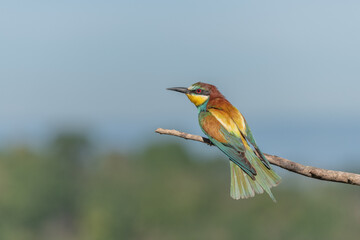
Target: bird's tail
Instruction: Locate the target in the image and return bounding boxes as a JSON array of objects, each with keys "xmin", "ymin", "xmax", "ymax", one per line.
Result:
[{"xmin": 230, "ymin": 147, "xmax": 281, "ymax": 202}]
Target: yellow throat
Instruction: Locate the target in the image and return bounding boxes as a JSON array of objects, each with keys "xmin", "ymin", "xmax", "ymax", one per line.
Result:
[{"xmin": 186, "ymin": 94, "xmax": 209, "ymax": 106}]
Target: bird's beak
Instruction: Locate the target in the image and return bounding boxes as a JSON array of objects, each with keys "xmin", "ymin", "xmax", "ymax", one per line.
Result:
[{"xmin": 166, "ymin": 87, "xmax": 189, "ymax": 94}]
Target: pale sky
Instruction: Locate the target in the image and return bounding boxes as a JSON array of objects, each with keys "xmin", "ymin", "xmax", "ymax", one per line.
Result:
[{"xmin": 1, "ymin": 1, "xmax": 360, "ymax": 166}]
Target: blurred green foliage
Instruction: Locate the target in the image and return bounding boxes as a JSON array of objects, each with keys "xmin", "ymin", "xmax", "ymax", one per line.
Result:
[{"xmin": 0, "ymin": 133, "xmax": 359, "ymax": 240}]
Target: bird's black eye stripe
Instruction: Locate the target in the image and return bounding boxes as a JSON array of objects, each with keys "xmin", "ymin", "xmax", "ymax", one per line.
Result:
[{"xmin": 191, "ymin": 89, "xmax": 210, "ymax": 95}]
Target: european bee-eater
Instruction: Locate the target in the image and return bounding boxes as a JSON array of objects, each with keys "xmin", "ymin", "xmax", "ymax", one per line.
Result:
[{"xmin": 167, "ymin": 82, "xmax": 281, "ymax": 201}]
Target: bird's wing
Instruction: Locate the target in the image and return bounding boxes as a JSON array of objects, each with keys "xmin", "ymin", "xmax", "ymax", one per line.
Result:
[
  {"xmin": 227, "ymin": 106, "xmax": 271, "ymax": 169},
  {"xmin": 243, "ymin": 121, "xmax": 271, "ymax": 169},
  {"xmin": 199, "ymin": 110, "xmax": 257, "ymax": 178}
]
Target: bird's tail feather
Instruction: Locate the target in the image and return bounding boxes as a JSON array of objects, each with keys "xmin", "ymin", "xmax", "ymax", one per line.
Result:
[{"xmin": 230, "ymin": 147, "xmax": 281, "ymax": 202}]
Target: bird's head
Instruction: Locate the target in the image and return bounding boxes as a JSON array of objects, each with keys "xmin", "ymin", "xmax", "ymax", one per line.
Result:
[{"xmin": 167, "ymin": 82, "xmax": 222, "ymax": 107}]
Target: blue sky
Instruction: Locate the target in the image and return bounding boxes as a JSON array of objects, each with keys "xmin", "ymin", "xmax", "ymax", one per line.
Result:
[{"xmin": 1, "ymin": 1, "xmax": 360, "ymax": 167}]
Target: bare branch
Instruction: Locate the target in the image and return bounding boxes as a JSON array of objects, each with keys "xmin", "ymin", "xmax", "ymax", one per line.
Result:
[{"xmin": 155, "ymin": 128, "xmax": 360, "ymax": 186}]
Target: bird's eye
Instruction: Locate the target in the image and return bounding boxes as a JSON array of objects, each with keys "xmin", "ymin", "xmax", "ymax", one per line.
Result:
[{"xmin": 196, "ymin": 89, "xmax": 202, "ymax": 94}]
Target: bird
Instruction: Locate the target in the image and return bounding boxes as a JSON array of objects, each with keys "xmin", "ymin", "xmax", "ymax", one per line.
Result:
[{"xmin": 167, "ymin": 82, "xmax": 281, "ymax": 202}]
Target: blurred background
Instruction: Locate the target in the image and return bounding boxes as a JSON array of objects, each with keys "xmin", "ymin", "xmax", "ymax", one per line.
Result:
[{"xmin": 1, "ymin": 1, "xmax": 360, "ymax": 239}]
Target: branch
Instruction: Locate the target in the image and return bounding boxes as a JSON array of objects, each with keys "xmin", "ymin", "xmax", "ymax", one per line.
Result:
[{"xmin": 155, "ymin": 128, "xmax": 360, "ymax": 186}]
